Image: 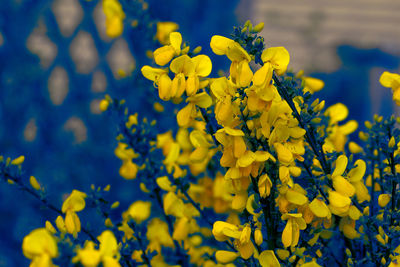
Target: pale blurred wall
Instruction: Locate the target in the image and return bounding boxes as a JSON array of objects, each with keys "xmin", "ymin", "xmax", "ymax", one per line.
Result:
[
  {"xmin": 244, "ymin": 0, "xmax": 400, "ymax": 72},
  {"xmin": 237, "ymin": 0, "xmax": 400, "ymax": 116}
]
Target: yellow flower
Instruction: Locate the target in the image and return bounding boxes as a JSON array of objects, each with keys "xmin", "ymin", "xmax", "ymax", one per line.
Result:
[
  {"xmin": 61, "ymin": 190, "xmax": 87, "ymax": 237},
  {"xmin": 62, "ymin": 190, "xmax": 87, "ymax": 213},
  {"xmin": 261, "ymin": 47, "xmax": 290, "ymax": 75},
  {"xmin": 73, "ymin": 241, "xmax": 102, "ymax": 267},
  {"xmin": 380, "ymin": 71, "xmax": 400, "ymax": 105},
  {"xmin": 22, "ymin": 228, "xmax": 58, "ymax": 266},
  {"xmin": 378, "ymin": 194, "xmax": 391, "ymax": 207},
  {"xmin": 215, "ymin": 250, "xmax": 239, "ymax": 264},
  {"xmin": 281, "ymin": 213, "xmax": 307, "ymax": 248},
  {"xmin": 146, "ymin": 218, "xmax": 174, "ymax": 253},
  {"xmin": 324, "ymin": 103, "xmax": 358, "ymax": 152},
  {"xmin": 259, "ymin": 250, "xmax": 280, "ymax": 267},
  {"xmin": 156, "ymin": 22, "xmax": 179, "ymax": 45},
  {"xmin": 123, "ymin": 201, "xmax": 152, "ymax": 223},
  {"xmin": 309, "ymin": 198, "xmax": 331, "ymax": 219},
  {"xmin": 153, "ymin": 32, "xmax": 182, "ymax": 66},
  {"xmin": 210, "ymin": 35, "xmax": 252, "ymax": 87},
  {"xmin": 73, "ymin": 231, "xmax": 121, "ymax": 267}
]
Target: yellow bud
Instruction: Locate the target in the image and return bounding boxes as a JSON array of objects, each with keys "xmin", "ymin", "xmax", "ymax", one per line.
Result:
[
  {"xmin": 29, "ymin": 176, "xmax": 41, "ymax": 191},
  {"xmin": 45, "ymin": 221, "xmax": 57, "ymax": 234},
  {"xmin": 348, "ymin": 141, "xmax": 363, "ymax": 154},
  {"xmin": 103, "ymin": 184, "xmax": 111, "ymax": 191},
  {"xmin": 153, "ymin": 102, "xmax": 164, "ymax": 112},
  {"xmin": 252, "ymin": 22, "xmax": 264, "ymax": 33},
  {"xmin": 11, "ymin": 155, "xmax": 25, "ymax": 165},
  {"xmin": 193, "ymin": 46, "xmax": 202, "ymax": 54},
  {"xmin": 389, "ymin": 136, "xmax": 396, "ymax": 148},
  {"xmin": 313, "ymin": 100, "xmax": 325, "ymax": 112},
  {"xmin": 111, "ymin": 201, "xmax": 120, "ymax": 209},
  {"xmin": 364, "ymin": 121, "xmax": 372, "ymax": 129},
  {"xmin": 359, "ymin": 131, "xmax": 369, "ymax": 141},
  {"xmin": 99, "ymin": 99, "xmax": 109, "ymax": 112},
  {"xmin": 105, "ymin": 218, "xmax": 114, "ymax": 228},
  {"xmin": 255, "ymin": 229, "xmax": 263, "ymax": 246}
]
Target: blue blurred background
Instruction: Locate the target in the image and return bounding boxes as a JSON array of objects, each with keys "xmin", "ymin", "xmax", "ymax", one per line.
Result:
[{"xmin": 0, "ymin": 0, "xmax": 399, "ymax": 265}]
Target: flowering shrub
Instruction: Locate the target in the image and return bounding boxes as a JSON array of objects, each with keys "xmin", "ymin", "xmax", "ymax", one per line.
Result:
[{"xmin": 1, "ymin": 1, "xmax": 399, "ymax": 266}]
